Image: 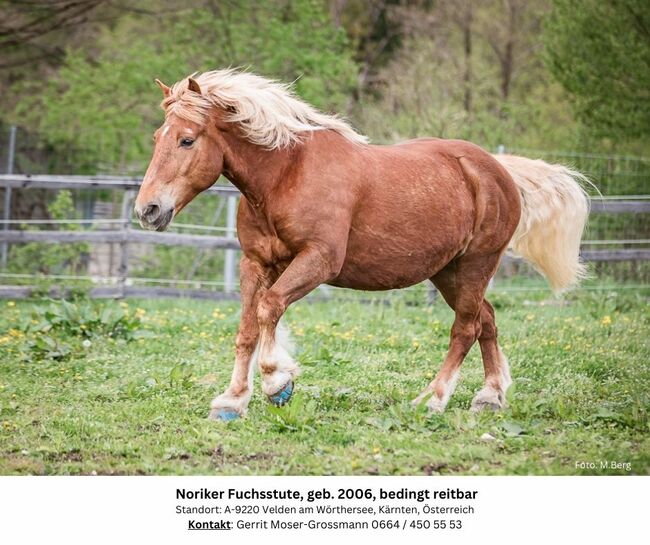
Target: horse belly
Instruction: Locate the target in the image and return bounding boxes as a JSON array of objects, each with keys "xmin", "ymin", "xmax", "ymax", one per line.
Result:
[{"xmin": 331, "ymin": 229, "xmax": 467, "ymax": 290}]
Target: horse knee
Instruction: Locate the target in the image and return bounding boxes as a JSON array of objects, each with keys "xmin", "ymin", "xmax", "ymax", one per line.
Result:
[
  {"xmin": 235, "ymin": 330, "xmax": 258, "ymax": 360},
  {"xmin": 257, "ymin": 290, "xmax": 285, "ymax": 327},
  {"xmin": 236, "ymin": 336, "xmax": 256, "ymax": 351}
]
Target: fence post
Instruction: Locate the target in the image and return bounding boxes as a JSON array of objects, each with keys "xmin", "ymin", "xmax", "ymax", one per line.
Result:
[
  {"xmin": 1, "ymin": 125, "xmax": 17, "ymax": 270},
  {"xmin": 223, "ymin": 195, "xmax": 238, "ymax": 294},
  {"xmin": 118, "ymin": 190, "xmax": 134, "ymax": 298}
]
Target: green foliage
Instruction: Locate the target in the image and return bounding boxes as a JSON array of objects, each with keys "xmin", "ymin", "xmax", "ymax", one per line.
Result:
[
  {"xmin": 354, "ymin": 3, "xmax": 581, "ymax": 151},
  {"xmin": 544, "ymin": 0, "xmax": 650, "ymax": 141},
  {"xmin": 13, "ymin": 299, "xmax": 145, "ymax": 363},
  {"xmin": 11, "ymin": 0, "xmax": 358, "ymax": 172},
  {"xmin": 366, "ymin": 403, "xmax": 447, "ymax": 436},
  {"xmin": 21, "ymin": 335, "xmax": 72, "ymax": 362},
  {"xmin": 24, "ymin": 299, "xmax": 143, "ymax": 341},
  {"xmin": 3, "ymin": 0, "xmax": 649, "ymax": 168},
  {"xmin": 8, "ymin": 190, "xmax": 89, "ymax": 277},
  {"xmin": 169, "ymin": 363, "xmax": 195, "ymax": 389},
  {"xmin": 263, "ymin": 393, "xmax": 318, "ymax": 433},
  {"xmin": 0, "ymin": 288, "xmax": 648, "ymax": 475}
]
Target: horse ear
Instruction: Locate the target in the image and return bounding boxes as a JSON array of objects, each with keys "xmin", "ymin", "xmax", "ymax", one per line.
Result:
[
  {"xmin": 154, "ymin": 78, "xmax": 171, "ymax": 98},
  {"xmin": 187, "ymin": 77, "xmax": 201, "ymax": 94}
]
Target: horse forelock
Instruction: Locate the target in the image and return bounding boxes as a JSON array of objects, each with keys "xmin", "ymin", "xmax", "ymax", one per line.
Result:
[{"xmin": 160, "ymin": 69, "xmax": 368, "ymax": 149}]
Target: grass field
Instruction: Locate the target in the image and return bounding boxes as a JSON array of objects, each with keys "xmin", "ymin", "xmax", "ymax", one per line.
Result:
[{"xmin": 0, "ymin": 285, "xmax": 648, "ymax": 475}]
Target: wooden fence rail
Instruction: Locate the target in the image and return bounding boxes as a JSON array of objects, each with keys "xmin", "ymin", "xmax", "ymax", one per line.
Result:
[
  {"xmin": 0, "ymin": 174, "xmax": 239, "ymax": 196},
  {"xmin": 0, "ymin": 229, "xmax": 241, "ymax": 249},
  {"xmin": 0, "ymin": 230, "xmax": 648, "ymax": 261},
  {"xmin": 0, "ymin": 284, "xmax": 239, "ymax": 301},
  {"xmin": 1, "ymin": 174, "xmax": 649, "ymax": 299}
]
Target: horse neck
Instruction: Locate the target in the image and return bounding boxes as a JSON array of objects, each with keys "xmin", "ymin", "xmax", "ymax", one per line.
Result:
[{"xmin": 220, "ymin": 131, "xmax": 297, "ymax": 207}]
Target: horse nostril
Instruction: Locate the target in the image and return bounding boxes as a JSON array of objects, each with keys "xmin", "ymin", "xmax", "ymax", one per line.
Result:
[{"xmin": 143, "ymin": 203, "xmax": 160, "ymax": 222}]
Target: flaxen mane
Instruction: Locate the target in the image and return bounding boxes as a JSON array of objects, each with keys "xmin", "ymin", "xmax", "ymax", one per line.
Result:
[{"xmin": 161, "ymin": 69, "xmax": 368, "ymax": 149}]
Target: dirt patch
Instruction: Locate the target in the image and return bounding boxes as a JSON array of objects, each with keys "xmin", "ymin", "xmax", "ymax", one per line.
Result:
[
  {"xmin": 210, "ymin": 444, "xmax": 277, "ymax": 467},
  {"xmin": 42, "ymin": 449, "xmax": 83, "ymax": 462},
  {"xmin": 422, "ymin": 462, "xmax": 448, "ymax": 475},
  {"xmin": 0, "ymin": 453, "xmax": 47, "ymax": 475}
]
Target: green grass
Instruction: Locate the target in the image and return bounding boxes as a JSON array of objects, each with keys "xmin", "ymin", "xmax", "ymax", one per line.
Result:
[{"xmin": 0, "ymin": 286, "xmax": 648, "ymax": 475}]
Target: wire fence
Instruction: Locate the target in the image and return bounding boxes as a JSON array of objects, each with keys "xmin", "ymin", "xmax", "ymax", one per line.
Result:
[{"xmin": 1, "ymin": 126, "xmax": 649, "ymax": 300}]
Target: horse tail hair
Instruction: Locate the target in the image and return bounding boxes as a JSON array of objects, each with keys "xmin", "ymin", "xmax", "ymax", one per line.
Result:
[{"xmin": 493, "ymin": 154, "xmax": 591, "ymax": 292}]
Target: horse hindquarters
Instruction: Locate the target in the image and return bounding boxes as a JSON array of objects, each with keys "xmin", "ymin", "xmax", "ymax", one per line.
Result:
[{"xmin": 413, "ymin": 154, "xmax": 589, "ymax": 413}]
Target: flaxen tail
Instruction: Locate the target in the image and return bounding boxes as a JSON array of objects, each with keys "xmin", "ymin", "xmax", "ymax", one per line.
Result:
[{"xmin": 493, "ymin": 154, "xmax": 591, "ymax": 292}]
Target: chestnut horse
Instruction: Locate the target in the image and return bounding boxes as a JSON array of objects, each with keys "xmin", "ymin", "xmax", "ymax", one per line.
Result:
[{"xmin": 135, "ymin": 69, "xmax": 589, "ymax": 421}]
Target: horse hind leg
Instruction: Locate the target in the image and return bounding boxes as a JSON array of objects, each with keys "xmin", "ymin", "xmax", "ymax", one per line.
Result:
[
  {"xmin": 411, "ymin": 303, "xmax": 480, "ymax": 412},
  {"xmin": 413, "ymin": 253, "xmax": 509, "ymax": 412},
  {"xmin": 411, "ymin": 261, "xmax": 483, "ymax": 413},
  {"xmin": 471, "ymin": 300, "xmax": 512, "ymax": 412}
]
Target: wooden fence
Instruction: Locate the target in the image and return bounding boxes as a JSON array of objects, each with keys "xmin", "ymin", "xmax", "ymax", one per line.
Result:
[{"xmin": 1, "ymin": 174, "xmax": 649, "ymax": 299}]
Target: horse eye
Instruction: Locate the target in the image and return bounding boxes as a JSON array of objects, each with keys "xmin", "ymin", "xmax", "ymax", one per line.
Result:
[{"xmin": 180, "ymin": 138, "xmax": 195, "ymax": 148}]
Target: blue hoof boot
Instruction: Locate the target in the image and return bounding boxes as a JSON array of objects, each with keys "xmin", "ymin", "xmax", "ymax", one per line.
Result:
[
  {"xmin": 210, "ymin": 408, "xmax": 241, "ymax": 421},
  {"xmin": 268, "ymin": 381, "xmax": 294, "ymax": 407}
]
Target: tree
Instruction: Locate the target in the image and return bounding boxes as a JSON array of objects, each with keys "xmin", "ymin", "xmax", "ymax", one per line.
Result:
[
  {"xmin": 353, "ymin": 0, "xmax": 579, "ymax": 150},
  {"xmin": 544, "ymin": 0, "xmax": 650, "ymax": 140},
  {"xmin": 10, "ymin": 0, "xmax": 359, "ymax": 173}
]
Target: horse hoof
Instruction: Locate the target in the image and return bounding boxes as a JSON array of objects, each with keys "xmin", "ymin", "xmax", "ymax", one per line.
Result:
[
  {"xmin": 470, "ymin": 389, "xmax": 505, "ymax": 412},
  {"xmin": 268, "ymin": 381, "xmax": 294, "ymax": 406},
  {"xmin": 470, "ymin": 400, "xmax": 501, "ymax": 412},
  {"xmin": 209, "ymin": 408, "xmax": 241, "ymax": 421},
  {"xmin": 426, "ymin": 396, "xmax": 447, "ymax": 414}
]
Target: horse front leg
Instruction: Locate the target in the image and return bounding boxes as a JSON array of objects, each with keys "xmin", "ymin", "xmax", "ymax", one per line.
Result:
[
  {"xmin": 209, "ymin": 257, "xmax": 270, "ymax": 421},
  {"xmin": 256, "ymin": 246, "xmax": 343, "ymax": 404}
]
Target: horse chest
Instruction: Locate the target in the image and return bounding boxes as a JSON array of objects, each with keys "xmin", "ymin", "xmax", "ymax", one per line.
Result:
[
  {"xmin": 243, "ymin": 233, "xmax": 293, "ymax": 269},
  {"xmin": 238, "ymin": 202, "xmax": 297, "ymax": 267}
]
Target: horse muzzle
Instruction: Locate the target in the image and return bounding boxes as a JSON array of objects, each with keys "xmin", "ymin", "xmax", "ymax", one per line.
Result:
[{"xmin": 134, "ymin": 202, "xmax": 174, "ymax": 232}]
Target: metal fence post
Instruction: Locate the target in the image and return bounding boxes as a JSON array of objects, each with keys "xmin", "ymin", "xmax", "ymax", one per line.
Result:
[
  {"xmin": 118, "ymin": 190, "xmax": 135, "ymax": 298},
  {"xmin": 1, "ymin": 125, "xmax": 17, "ymax": 270},
  {"xmin": 224, "ymin": 195, "xmax": 238, "ymax": 293}
]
